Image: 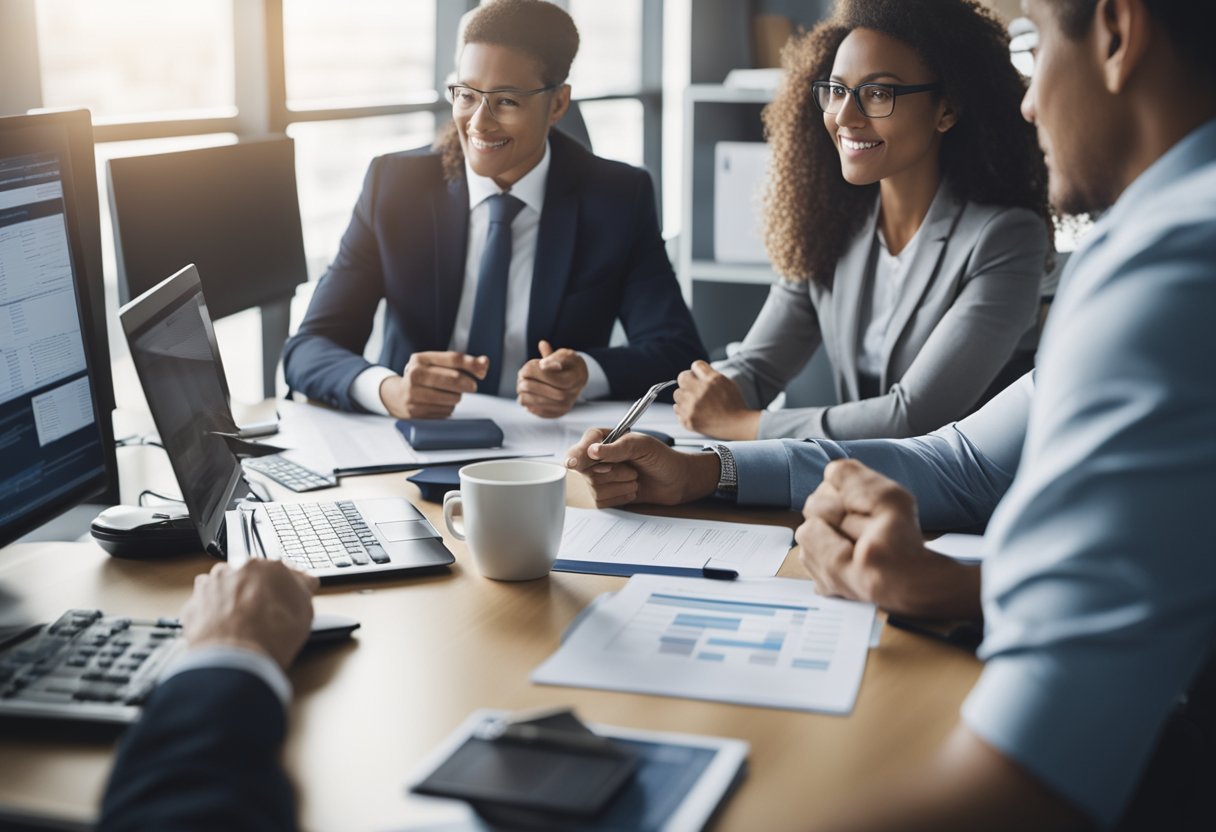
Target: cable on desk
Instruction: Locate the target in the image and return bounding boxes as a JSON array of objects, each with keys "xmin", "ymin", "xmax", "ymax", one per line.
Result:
[
  {"xmin": 138, "ymin": 489, "xmax": 184, "ymax": 507},
  {"xmin": 115, "ymin": 434, "xmax": 165, "ymax": 450}
]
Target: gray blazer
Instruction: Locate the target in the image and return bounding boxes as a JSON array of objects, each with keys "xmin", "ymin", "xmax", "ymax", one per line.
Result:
[{"xmin": 717, "ymin": 183, "xmax": 1047, "ymax": 440}]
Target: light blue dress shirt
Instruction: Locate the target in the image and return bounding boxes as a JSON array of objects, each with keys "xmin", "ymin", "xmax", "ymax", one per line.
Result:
[
  {"xmin": 960, "ymin": 120, "xmax": 1216, "ymax": 826},
  {"xmin": 730, "ymin": 118, "xmax": 1216, "ymax": 826},
  {"xmin": 728, "ymin": 370, "xmax": 1031, "ymax": 527}
]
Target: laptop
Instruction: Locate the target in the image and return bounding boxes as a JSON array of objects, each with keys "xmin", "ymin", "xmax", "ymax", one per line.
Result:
[{"xmin": 119, "ymin": 264, "xmax": 455, "ymax": 580}]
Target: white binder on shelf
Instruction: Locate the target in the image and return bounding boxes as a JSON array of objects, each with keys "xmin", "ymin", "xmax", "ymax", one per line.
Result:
[{"xmin": 713, "ymin": 142, "xmax": 772, "ymax": 264}]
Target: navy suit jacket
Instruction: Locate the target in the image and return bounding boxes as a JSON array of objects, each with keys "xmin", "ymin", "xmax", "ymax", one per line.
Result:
[
  {"xmin": 98, "ymin": 668, "xmax": 295, "ymax": 831},
  {"xmin": 282, "ymin": 130, "xmax": 706, "ymax": 411}
]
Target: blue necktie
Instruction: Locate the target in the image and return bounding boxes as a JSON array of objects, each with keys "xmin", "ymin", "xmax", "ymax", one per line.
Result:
[{"xmin": 467, "ymin": 193, "xmax": 525, "ymax": 395}]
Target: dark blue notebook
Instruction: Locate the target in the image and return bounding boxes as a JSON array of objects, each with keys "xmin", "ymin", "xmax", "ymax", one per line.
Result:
[{"xmin": 395, "ymin": 418, "xmax": 504, "ymax": 451}]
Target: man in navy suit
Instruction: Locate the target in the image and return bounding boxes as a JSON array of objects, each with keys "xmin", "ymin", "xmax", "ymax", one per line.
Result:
[
  {"xmin": 283, "ymin": 0, "xmax": 704, "ymax": 420},
  {"xmin": 98, "ymin": 561, "xmax": 318, "ymax": 831}
]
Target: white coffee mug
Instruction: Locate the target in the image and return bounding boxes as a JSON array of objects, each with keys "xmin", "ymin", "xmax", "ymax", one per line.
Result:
[{"xmin": 442, "ymin": 459, "xmax": 566, "ymax": 581}]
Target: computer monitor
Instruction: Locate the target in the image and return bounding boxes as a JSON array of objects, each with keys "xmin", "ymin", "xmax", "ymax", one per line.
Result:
[
  {"xmin": 106, "ymin": 136, "xmax": 307, "ymax": 319},
  {"xmin": 0, "ymin": 110, "xmax": 118, "ymax": 548}
]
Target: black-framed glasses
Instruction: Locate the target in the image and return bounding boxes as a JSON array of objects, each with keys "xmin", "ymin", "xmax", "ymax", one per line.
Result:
[
  {"xmin": 811, "ymin": 81, "xmax": 943, "ymax": 119},
  {"xmin": 445, "ymin": 83, "xmax": 558, "ymax": 123}
]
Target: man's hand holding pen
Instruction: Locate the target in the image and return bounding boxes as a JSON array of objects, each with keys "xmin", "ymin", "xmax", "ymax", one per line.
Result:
[
  {"xmin": 379, "ymin": 351, "xmax": 488, "ymax": 419},
  {"xmin": 565, "ymin": 429, "xmax": 719, "ymax": 508}
]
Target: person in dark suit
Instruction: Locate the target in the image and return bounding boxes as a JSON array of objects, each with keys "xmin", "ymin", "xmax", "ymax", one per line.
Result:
[
  {"xmin": 98, "ymin": 561, "xmax": 318, "ymax": 831},
  {"xmin": 282, "ymin": 0, "xmax": 705, "ymax": 420}
]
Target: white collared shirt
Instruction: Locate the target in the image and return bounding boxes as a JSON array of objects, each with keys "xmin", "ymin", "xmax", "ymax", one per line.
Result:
[
  {"xmin": 351, "ymin": 141, "xmax": 608, "ymax": 412},
  {"xmin": 857, "ymin": 225, "xmax": 924, "ymax": 380}
]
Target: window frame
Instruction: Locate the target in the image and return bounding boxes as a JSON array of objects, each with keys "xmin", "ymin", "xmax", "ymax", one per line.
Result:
[{"xmin": 3, "ymin": 0, "xmax": 663, "ymax": 203}]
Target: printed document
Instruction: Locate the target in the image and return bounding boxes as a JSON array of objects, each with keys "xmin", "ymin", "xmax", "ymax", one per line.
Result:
[
  {"xmin": 533, "ymin": 575, "xmax": 876, "ymax": 714},
  {"xmin": 556, "ymin": 508, "xmax": 791, "ymax": 577},
  {"xmin": 272, "ymin": 395, "xmax": 701, "ymax": 474}
]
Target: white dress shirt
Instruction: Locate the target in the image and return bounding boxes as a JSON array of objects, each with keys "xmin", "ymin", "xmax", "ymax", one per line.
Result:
[
  {"xmin": 161, "ymin": 644, "xmax": 291, "ymax": 708},
  {"xmin": 351, "ymin": 142, "xmax": 609, "ymax": 413},
  {"xmin": 857, "ymin": 224, "xmax": 924, "ymax": 380}
]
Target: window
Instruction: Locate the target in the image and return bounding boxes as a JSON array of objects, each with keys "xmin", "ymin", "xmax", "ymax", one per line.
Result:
[
  {"xmin": 36, "ymin": 0, "xmax": 235, "ymax": 120},
  {"xmin": 288, "ymin": 114, "xmax": 436, "ymax": 278},
  {"xmin": 283, "ymin": 0, "xmax": 437, "ymax": 109},
  {"xmin": 567, "ymin": 0, "xmax": 643, "ymax": 95},
  {"xmin": 580, "ymin": 100, "xmax": 644, "ymax": 167}
]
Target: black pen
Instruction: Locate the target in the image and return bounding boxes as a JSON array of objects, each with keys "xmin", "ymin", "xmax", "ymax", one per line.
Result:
[{"xmin": 886, "ymin": 614, "xmax": 982, "ymax": 652}]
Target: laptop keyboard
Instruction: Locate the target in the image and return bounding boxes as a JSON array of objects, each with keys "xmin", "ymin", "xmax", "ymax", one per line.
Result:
[
  {"xmin": 0, "ymin": 609, "xmax": 184, "ymax": 724},
  {"xmin": 264, "ymin": 500, "xmax": 389, "ymax": 570},
  {"xmin": 243, "ymin": 454, "xmax": 337, "ymax": 492}
]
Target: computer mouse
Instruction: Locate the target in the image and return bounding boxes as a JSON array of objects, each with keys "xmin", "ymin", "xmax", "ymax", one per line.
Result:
[
  {"xmin": 90, "ymin": 506, "xmax": 202, "ymax": 559},
  {"xmin": 306, "ymin": 612, "xmax": 361, "ymax": 646}
]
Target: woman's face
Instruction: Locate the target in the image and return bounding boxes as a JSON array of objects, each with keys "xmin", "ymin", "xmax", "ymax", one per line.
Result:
[{"xmin": 823, "ymin": 28, "xmax": 955, "ymax": 187}]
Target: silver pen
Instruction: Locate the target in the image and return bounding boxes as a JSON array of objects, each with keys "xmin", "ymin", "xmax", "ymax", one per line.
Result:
[
  {"xmin": 601, "ymin": 380, "xmax": 676, "ymax": 444},
  {"xmin": 239, "ymin": 507, "xmax": 268, "ymax": 559}
]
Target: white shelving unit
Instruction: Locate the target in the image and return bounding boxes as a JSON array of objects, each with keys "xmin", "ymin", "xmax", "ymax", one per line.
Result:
[{"xmin": 678, "ymin": 83, "xmax": 777, "ymax": 295}]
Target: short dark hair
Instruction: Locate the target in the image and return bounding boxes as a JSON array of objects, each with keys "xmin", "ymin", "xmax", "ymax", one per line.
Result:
[
  {"xmin": 460, "ymin": 0, "xmax": 580, "ymax": 86},
  {"xmin": 1053, "ymin": 0, "xmax": 1216, "ymax": 78}
]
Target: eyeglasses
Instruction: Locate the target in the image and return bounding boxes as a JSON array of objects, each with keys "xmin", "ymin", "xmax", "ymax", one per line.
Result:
[
  {"xmin": 445, "ymin": 83, "xmax": 557, "ymax": 123},
  {"xmin": 811, "ymin": 81, "xmax": 943, "ymax": 119}
]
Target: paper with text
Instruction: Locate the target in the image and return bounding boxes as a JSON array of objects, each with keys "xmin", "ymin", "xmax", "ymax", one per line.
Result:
[
  {"xmin": 557, "ymin": 508, "xmax": 791, "ymax": 577},
  {"xmin": 534, "ymin": 575, "xmax": 876, "ymax": 714}
]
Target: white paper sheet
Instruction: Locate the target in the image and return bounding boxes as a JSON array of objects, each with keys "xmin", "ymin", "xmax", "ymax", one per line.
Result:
[
  {"xmin": 533, "ymin": 575, "xmax": 876, "ymax": 714},
  {"xmin": 925, "ymin": 533, "xmax": 987, "ymax": 564},
  {"xmin": 271, "ymin": 395, "xmax": 703, "ymax": 474},
  {"xmin": 556, "ymin": 507, "xmax": 791, "ymax": 577}
]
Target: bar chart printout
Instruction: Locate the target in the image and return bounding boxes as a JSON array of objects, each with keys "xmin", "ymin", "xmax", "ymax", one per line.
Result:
[{"xmin": 533, "ymin": 575, "xmax": 876, "ymax": 714}]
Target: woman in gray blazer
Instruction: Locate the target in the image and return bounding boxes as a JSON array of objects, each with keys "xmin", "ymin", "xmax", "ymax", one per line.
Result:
[{"xmin": 675, "ymin": 0, "xmax": 1052, "ymax": 441}]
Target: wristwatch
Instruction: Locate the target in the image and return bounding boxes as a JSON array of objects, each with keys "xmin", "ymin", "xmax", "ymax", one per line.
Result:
[{"xmin": 704, "ymin": 443, "xmax": 738, "ymax": 499}]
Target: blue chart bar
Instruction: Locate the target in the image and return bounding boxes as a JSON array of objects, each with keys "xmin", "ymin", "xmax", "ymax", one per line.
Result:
[
  {"xmin": 792, "ymin": 658, "xmax": 830, "ymax": 671},
  {"xmin": 660, "ymin": 635, "xmax": 697, "ymax": 657},
  {"xmin": 672, "ymin": 613, "xmax": 741, "ymax": 631},
  {"xmin": 706, "ymin": 636, "xmax": 785, "ymax": 651},
  {"xmin": 649, "ymin": 593, "xmax": 811, "ymax": 617},
  {"xmin": 696, "ymin": 652, "xmax": 726, "ymax": 662}
]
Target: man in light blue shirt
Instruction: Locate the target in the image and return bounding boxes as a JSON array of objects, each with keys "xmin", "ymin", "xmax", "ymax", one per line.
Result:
[{"xmin": 567, "ymin": 0, "xmax": 1216, "ymax": 825}]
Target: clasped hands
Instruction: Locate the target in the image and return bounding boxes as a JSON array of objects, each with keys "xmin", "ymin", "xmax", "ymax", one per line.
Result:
[
  {"xmin": 379, "ymin": 339, "xmax": 588, "ymax": 419},
  {"xmin": 565, "ymin": 432, "xmax": 979, "ymax": 619}
]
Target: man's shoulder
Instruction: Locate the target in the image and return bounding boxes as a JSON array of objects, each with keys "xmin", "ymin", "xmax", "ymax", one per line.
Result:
[
  {"xmin": 367, "ymin": 145, "xmax": 447, "ymax": 188},
  {"xmin": 550, "ymin": 130, "xmax": 652, "ymax": 194}
]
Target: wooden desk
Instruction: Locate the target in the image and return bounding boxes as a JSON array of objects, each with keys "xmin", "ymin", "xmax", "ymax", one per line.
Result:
[{"xmin": 0, "ymin": 445, "xmax": 982, "ymax": 831}]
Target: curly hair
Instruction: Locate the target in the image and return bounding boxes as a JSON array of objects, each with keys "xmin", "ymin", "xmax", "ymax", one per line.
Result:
[
  {"xmin": 435, "ymin": 0, "xmax": 579, "ymax": 180},
  {"xmin": 763, "ymin": 0, "xmax": 1051, "ymax": 283}
]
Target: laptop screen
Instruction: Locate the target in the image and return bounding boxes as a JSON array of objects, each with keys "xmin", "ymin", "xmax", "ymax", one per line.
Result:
[{"xmin": 120, "ymin": 264, "xmax": 244, "ymax": 550}]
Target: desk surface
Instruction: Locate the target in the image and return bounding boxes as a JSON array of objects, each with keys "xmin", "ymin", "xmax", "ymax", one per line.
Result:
[{"xmin": 0, "ymin": 441, "xmax": 982, "ymax": 832}]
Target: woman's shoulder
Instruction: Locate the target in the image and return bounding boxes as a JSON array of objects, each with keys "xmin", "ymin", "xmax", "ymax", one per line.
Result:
[{"xmin": 954, "ymin": 199, "xmax": 1049, "ymax": 248}]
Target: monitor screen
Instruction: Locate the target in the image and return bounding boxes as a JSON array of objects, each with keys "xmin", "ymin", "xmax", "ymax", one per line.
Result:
[
  {"xmin": 107, "ymin": 137, "xmax": 307, "ymax": 320},
  {"xmin": 0, "ymin": 114, "xmax": 111, "ymax": 546},
  {"xmin": 120, "ymin": 265, "xmax": 244, "ymax": 551}
]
